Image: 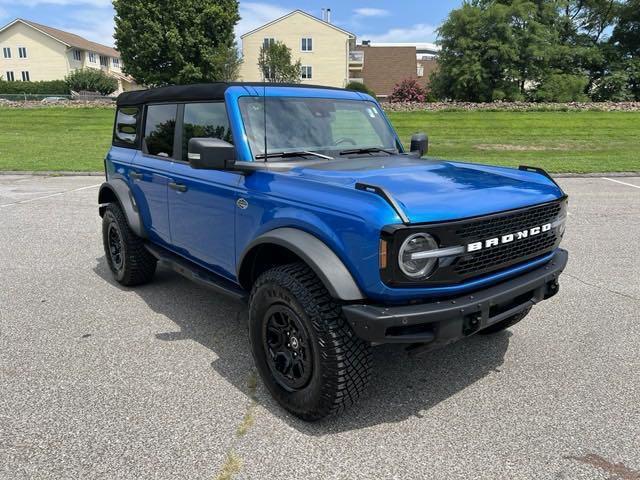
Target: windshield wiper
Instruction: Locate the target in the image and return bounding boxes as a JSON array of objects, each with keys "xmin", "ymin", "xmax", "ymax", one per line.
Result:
[
  {"xmin": 339, "ymin": 147, "xmax": 396, "ymax": 156},
  {"xmin": 255, "ymin": 150, "xmax": 334, "ymax": 160}
]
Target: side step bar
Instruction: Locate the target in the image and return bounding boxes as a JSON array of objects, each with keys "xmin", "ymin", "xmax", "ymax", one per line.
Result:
[{"xmin": 145, "ymin": 243, "xmax": 248, "ymax": 302}]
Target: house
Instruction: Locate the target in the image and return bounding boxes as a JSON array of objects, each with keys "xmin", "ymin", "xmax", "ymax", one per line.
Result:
[
  {"xmin": 0, "ymin": 18, "xmax": 137, "ymax": 94},
  {"xmin": 239, "ymin": 9, "xmax": 356, "ymax": 88},
  {"xmin": 353, "ymin": 42, "xmax": 440, "ymax": 98}
]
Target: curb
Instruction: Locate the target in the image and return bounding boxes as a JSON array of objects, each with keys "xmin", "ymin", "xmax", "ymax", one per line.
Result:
[{"xmin": 0, "ymin": 171, "xmax": 638, "ymax": 178}]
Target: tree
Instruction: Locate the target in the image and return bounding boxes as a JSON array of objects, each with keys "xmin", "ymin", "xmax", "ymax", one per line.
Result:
[
  {"xmin": 257, "ymin": 41, "xmax": 301, "ymax": 83},
  {"xmin": 65, "ymin": 68, "xmax": 118, "ymax": 95},
  {"xmin": 113, "ymin": 0, "xmax": 240, "ymax": 86},
  {"xmin": 612, "ymin": 0, "xmax": 640, "ymax": 58}
]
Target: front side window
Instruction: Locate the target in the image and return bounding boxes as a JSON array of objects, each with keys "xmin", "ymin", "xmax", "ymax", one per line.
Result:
[
  {"xmin": 301, "ymin": 65, "xmax": 312, "ymax": 79},
  {"xmin": 18, "ymin": 47, "xmax": 27, "ymax": 58},
  {"xmin": 301, "ymin": 37, "xmax": 313, "ymax": 51},
  {"xmin": 182, "ymin": 103, "xmax": 232, "ymax": 162},
  {"xmin": 2, "ymin": 47, "xmax": 10, "ymax": 59},
  {"xmin": 143, "ymin": 104, "xmax": 177, "ymax": 157},
  {"xmin": 239, "ymin": 97, "xmax": 397, "ymax": 159},
  {"xmin": 114, "ymin": 106, "xmax": 139, "ymax": 146},
  {"xmin": 21, "ymin": 71, "xmax": 29, "ymax": 81},
  {"xmin": 5, "ymin": 71, "xmax": 14, "ymax": 81}
]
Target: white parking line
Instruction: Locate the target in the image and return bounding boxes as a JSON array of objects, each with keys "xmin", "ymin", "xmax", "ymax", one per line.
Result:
[
  {"xmin": 0, "ymin": 183, "xmax": 101, "ymax": 208},
  {"xmin": 602, "ymin": 177, "xmax": 640, "ymax": 190}
]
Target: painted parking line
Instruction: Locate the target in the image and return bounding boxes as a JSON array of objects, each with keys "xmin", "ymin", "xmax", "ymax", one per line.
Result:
[
  {"xmin": 0, "ymin": 183, "xmax": 101, "ymax": 208},
  {"xmin": 602, "ymin": 177, "xmax": 640, "ymax": 190}
]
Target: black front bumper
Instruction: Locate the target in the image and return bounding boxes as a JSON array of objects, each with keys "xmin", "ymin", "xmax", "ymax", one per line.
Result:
[{"xmin": 342, "ymin": 249, "xmax": 568, "ymax": 348}]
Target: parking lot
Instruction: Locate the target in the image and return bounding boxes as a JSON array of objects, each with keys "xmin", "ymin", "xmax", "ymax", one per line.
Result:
[{"xmin": 1, "ymin": 174, "xmax": 639, "ymax": 480}]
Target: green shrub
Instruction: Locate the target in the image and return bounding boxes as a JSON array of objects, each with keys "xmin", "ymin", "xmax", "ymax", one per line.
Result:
[
  {"xmin": 65, "ymin": 68, "xmax": 118, "ymax": 96},
  {"xmin": 346, "ymin": 81, "xmax": 376, "ymax": 97},
  {"xmin": 591, "ymin": 71, "xmax": 633, "ymax": 102},
  {"xmin": 534, "ymin": 74, "xmax": 589, "ymax": 102},
  {"xmin": 0, "ymin": 79, "xmax": 69, "ymax": 95},
  {"xmin": 389, "ymin": 79, "xmax": 427, "ymax": 103}
]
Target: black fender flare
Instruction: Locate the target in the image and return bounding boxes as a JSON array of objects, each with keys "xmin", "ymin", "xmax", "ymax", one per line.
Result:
[
  {"xmin": 98, "ymin": 179, "xmax": 146, "ymax": 238},
  {"xmin": 239, "ymin": 228, "xmax": 365, "ymax": 301}
]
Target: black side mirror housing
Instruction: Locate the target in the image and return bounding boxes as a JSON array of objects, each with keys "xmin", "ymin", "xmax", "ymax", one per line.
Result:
[
  {"xmin": 409, "ymin": 133, "xmax": 428, "ymax": 157},
  {"xmin": 188, "ymin": 137, "xmax": 236, "ymax": 170}
]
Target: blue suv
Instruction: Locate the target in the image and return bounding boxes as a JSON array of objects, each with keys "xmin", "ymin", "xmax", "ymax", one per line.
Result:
[{"xmin": 99, "ymin": 83, "xmax": 568, "ymax": 420}]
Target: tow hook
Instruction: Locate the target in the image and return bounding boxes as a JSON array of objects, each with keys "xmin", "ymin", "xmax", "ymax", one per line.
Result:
[{"xmin": 463, "ymin": 313, "xmax": 482, "ymax": 336}]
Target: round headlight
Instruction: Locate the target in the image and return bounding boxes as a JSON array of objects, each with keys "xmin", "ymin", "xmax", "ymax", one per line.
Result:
[{"xmin": 398, "ymin": 233, "xmax": 439, "ymax": 279}]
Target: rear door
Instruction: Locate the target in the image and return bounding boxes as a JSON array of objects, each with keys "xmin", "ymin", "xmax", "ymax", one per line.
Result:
[
  {"xmin": 167, "ymin": 101, "xmax": 241, "ymax": 279},
  {"xmin": 130, "ymin": 103, "xmax": 178, "ymax": 245}
]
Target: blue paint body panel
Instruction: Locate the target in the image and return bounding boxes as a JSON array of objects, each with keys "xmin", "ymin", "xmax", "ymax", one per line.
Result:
[{"xmin": 104, "ymin": 85, "xmax": 565, "ymax": 304}]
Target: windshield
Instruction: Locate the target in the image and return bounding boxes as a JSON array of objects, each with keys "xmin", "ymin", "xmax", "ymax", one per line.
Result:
[{"xmin": 238, "ymin": 97, "xmax": 399, "ymax": 159}]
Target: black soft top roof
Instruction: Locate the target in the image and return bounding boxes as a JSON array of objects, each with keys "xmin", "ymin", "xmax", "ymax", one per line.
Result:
[{"xmin": 116, "ymin": 82, "xmax": 346, "ymax": 107}]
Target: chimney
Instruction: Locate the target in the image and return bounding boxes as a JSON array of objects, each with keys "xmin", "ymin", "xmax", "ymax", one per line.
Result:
[
  {"xmin": 321, "ymin": 8, "xmax": 326, "ymax": 21},
  {"xmin": 326, "ymin": 8, "xmax": 332, "ymax": 23}
]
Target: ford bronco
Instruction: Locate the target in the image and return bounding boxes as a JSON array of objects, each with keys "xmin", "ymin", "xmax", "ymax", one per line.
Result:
[{"xmin": 99, "ymin": 83, "xmax": 568, "ymax": 420}]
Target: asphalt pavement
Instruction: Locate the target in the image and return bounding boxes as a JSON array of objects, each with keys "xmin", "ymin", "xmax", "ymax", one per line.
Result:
[{"xmin": 1, "ymin": 174, "xmax": 639, "ymax": 480}]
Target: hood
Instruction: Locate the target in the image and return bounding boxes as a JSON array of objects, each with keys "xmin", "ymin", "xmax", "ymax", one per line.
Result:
[{"xmin": 288, "ymin": 156, "xmax": 564, "ymax": 224}]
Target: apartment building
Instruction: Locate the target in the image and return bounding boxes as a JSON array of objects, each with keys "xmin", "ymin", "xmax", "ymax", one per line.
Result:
[
  {"xmin": 0, "ymin": 18, "xmax": 137, "ymax": 94},
  {"xmin": 239, "ymin": 9, "xmax": 356, "ymax": 88}
]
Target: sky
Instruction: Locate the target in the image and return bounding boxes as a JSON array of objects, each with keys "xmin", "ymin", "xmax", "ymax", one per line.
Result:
[{"xmin": 0, "ymin": 0, "xmax": 463, "ymax": 48}]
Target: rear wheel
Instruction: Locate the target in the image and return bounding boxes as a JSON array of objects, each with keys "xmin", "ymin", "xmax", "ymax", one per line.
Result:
[
  {"xmin": 479, "ymin": 306, "xmax": 531, "ymax": 335},
  {"xmin": 102, "ymin": 203, "xmax": 156, "ymax": 286},
  {"xmin": 249, "ymin": 263, "xmax": 371, "ymax": 421}
]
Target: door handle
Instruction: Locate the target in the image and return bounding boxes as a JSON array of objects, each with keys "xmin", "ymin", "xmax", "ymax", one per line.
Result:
[
  {"xmin": 168, "ymin": 181, "xmax": 187, "ymax": 192},
  {"xmin": 129, "ymin": 171, "xmax": 142, "ymax": 180}
]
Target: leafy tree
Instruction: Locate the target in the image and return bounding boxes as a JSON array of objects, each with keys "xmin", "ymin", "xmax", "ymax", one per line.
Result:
[
  {"xmin": 257, "ymin": 41, "xmax": 301, "ymax": 83},
  {"xmin": 113, "ymin": 0, "xmax": 240, "ymax": 85},
  {"xmin": 612, "ymin": 0, "xmax": 640, "ymax": 57},
  {"xmin": 534, "ymin": 73, "xmax": 590, "ymax": 101},
  {"xmin": 65, "ymin": 68, "xmax": 118, "ymax": 95}
]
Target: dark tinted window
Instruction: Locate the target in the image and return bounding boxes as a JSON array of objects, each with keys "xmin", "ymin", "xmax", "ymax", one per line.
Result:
[
  {"xmin": 114, "ymin": 107, "xmax": 139, "ymax": 146},
  {"xmin": 144, "ymin": 104, "xmax": 177, "ymax": 157},
  {"xmin": 182, "ymin": 103, "xmax": 232, "ymax": 162}
]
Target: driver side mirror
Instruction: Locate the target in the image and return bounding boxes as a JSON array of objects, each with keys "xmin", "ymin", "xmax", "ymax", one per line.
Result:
[
  {"xmin": 188, "ymin": 137, "xmax": 236, "ymax": 170},
  {"xmin": 409, "ymin": 133, "xmax": 428, "ymax": 157}
]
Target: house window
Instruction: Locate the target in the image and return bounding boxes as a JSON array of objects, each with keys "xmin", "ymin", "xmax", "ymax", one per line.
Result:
[
  {"xmin": 262, "ymin": 38, "xmax": 275, "ymax": 49},
  {"xmin": 5, "ymin": 71, "xmax": 14, "ymax": 81},
  {"xmin": 112, "ymin": 57, "xmax": 120, "ymax": 67},
  {"xmin": 21, "ymin": 71, "xmax": 30, "ymax": 81},
  {"xmin": 2, "ymin": 47, "xmax": 10, "ymax": 59},
  {"xmin": 73, "ymin": 49, "xmax": 82, "ymax": 61},
  {"xmin": 301, "ymin": 65, "xmax": 312, "ymax": 79},
  {"xmin": 89, "ymin": 52, "xmax": 96, "ymax": 63},
  {"xmin": 18, "ymin": 47, "xmax": 27, "ymax": 58},
  {"xmin": 417, "ymin": 65, "xmax": 424, "ymax": 77},
  {"xmin": 301, "ymin": 38, "xmax": 313, "ymax": 51}
]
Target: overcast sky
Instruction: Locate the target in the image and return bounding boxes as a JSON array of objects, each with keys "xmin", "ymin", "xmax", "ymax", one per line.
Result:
[{"xmin": 0, "ymin": 0, "xmax": 464, "ymax": 47}]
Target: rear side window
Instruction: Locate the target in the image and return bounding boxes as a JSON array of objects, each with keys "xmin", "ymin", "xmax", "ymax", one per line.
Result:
[
  {"xmin": 182, "ymin": 102, "xmax": 232, "ymax": 162},
  {"xmin": 144, "ymin": 104, "xmax": 177, "ymax": 158},
  {"xmin": 113, "ymin": 107, "xmax": 139, "ymax": 147}
]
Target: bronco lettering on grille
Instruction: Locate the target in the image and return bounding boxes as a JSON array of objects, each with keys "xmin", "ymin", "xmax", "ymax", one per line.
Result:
[{"xmin": 467, "ymin": 223, "xmax": 552, "ymax": 252}]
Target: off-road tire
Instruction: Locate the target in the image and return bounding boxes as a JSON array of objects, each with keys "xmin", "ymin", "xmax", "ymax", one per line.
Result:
[
  {"xmin": 479, "ymin": 306, "xmax": 532, "ymax": 335},
  {"xmin": 102, "ymin": 203, "xmax": 156, "ymax": 286},
  {"xmin": 249, "ymin": 263, "xmax": 372, "ymax": 421}
]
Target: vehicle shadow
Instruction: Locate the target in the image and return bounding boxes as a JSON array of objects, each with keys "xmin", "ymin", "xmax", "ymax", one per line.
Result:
[{"xmin": 94, "ymin": 258, "xmax": 510, "ymax": 435}]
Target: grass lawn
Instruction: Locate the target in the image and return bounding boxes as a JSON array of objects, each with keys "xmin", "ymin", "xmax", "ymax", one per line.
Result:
[{"xmin": 0, "ymin": 107, "xmax": 638, "ymax": 173}]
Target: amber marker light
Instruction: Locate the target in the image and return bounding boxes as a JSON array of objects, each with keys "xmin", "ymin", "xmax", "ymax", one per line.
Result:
[{"xmin": 379, "ymin": 239, "xmax": 388, "ymax": 269}]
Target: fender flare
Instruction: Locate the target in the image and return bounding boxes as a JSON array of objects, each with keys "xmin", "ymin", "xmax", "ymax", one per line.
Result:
[
  {"xmin": 98, "ymin": 179, "xmax": 146, "ymax": 238},
  {"xmin": 239, "ymin": 228, "xmax": 365, "ymax": 301}
]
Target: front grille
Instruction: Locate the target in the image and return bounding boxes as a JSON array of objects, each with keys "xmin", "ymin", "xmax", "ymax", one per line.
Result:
[
  {"xmin": 452, "ymin": 201, "xmax": 563, "ymax": 277},
  {"xmin": 454, "ymin": 202, "xmax": 562, "ymax": 241}
]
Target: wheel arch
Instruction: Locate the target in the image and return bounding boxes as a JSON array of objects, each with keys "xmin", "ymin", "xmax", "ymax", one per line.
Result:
[
  {"xmin": 238, "ymin": 228, "xmax": 365, "ymax": 301},
  {"xmin": 98, "ymin": 179, "xmax": 146, "ymax": 238}
]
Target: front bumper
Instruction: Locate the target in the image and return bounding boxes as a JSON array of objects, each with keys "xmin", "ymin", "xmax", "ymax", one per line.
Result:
[{"xmin": 342, "ymin": 249, "xmax": 568, "ymax": 347}]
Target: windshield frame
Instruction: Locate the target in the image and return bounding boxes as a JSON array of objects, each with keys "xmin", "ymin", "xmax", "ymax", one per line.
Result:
[{"xmin": 233, "ymin": 91, "xmax": 404, "ymax": 162}]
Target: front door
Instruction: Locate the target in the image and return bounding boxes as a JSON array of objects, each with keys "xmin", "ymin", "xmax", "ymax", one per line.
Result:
[{"xmin": 167, "ymin": 102, "xmax": 240, "ymax": 280}]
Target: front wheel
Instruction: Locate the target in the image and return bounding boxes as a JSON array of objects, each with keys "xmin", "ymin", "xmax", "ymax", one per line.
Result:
[{"xmin": 248, "ymin": 263, "xmax": 372, "ymax": 421}]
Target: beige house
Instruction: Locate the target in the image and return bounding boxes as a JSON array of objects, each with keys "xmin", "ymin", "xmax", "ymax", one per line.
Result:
[
  {"xmin": 239, "ymin": 10, "xmax": 356, "ymax": 88},
  {"xmin": 0, "ymin": 18, "xmax": 137, "ymax": 94}
]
